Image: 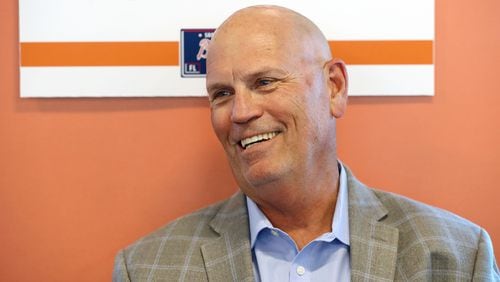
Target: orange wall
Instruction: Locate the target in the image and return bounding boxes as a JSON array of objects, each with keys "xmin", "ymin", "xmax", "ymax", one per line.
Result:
[{"xmin": 1, "ymin": 0, "xmax": 499, "ymax": 281}]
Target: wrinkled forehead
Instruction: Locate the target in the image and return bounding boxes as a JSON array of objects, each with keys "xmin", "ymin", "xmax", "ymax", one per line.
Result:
[{"xmin": 206, "ymin": 29, "xmax": 307, "ymax": 86}]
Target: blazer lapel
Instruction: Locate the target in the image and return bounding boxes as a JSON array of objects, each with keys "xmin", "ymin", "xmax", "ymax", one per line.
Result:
[
  {"xmin": 346, "ymin": 167, "xmax": 399, "ymax": 281},
  {"xmin": 200, "ymin": 192, "xmax": 255, "ymax": 282},
  {"xmin": 200, "ymin": 168, "xmax": 400, "ymax": 281}
]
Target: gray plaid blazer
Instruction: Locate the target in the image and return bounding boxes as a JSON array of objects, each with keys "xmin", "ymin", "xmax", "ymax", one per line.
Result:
[{"xmin": 113, "ymin": 167, "xmax": 499, "ymax": 281}]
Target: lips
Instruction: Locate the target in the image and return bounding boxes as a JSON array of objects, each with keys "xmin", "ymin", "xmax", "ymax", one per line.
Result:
[{"xmin": 239, "ymin": 131, "xmax": 279, "ymax": 149}]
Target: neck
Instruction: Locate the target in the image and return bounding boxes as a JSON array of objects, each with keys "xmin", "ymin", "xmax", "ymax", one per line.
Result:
[{"xmin": 249, "ymin": 163, "xmax": 340, "ymax": 250}]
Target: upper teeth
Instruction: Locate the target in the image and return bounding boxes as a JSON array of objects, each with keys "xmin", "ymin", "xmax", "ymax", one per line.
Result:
[{"xmin": 240, "ymin": 132, "xmax": 278, "ymax": 149}]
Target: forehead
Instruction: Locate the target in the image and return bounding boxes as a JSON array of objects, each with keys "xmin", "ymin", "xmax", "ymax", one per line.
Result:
[
  {"xmin": 207, "ymin": 25, "xmax": 304, "ymax": 79},
  {"xmin": 213, "ymin": 22, "xmax": 297, "ymax": 55}
]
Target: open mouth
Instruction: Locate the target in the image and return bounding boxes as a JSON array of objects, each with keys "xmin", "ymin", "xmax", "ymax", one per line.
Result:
[{"xmin": 240, "ymin": 131, "xmax": 279, "ymax": 150}]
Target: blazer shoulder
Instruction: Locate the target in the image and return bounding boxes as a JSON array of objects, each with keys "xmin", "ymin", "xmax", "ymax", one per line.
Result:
[
  {"xmin": 113, "ymin": 192, "xmax": 252, "ymax": 281},
  {"xmin": 124, "ymin": 198, "xmax": 228, "ymax": 252},
  {"xmin": 372, "ymin": 188, "xmax": 481, "ymax": 238},
  {"xmin": 369, "ymin": 189, "xmax": 500, "ymax": 280},
  {"xmin": 373, "ymin": 189, "xmax": 490, "ymax": 278},
  {"xmin": 114, "ymin": 198, "xmax": 231, "ymax": 281}
]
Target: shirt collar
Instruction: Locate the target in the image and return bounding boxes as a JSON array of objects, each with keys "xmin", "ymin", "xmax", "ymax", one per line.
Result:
[
  {"xmin": 246, "ymin": 195, "xmax": 274, "ymax": 249},
  {"xmin": 246, "ymin": 161, "xmax": 350, "ymax": 248}
]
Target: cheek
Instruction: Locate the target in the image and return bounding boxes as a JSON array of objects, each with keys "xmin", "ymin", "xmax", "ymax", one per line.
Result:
[
  {"xmin": 288, "ymin": 86, "xmax": 331, "ymax": 141},
  {"xmin": 304, "ymin": 75, "xmax": 332, "ymax": 118},
  {"xmin": 210, "ymin": 107, "xmax": 231, "ymax": 141}
]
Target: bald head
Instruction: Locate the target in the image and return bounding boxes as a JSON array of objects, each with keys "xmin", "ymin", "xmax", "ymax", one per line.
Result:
[{"xmin": 208, "ymin": 6, "xmax": 332, "ymax": 72}]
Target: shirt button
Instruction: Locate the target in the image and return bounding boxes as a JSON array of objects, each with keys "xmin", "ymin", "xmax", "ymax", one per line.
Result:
[
  {"xmin": 270, "ymin": 230, "xmax": 279, "ymax": 237},
  {"xmin": 296, "ymin": 265, "xmax": 306, "ymax": 276}
]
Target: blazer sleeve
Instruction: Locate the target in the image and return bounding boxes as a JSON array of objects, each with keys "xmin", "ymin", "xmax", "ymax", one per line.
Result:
[
  {"xmin": 112, "ymin": 250, "xmax": 132, "ymax": 282},
  {"xmin": 472, "ymin": 229, "xmax": 500, "ymax": 281}
]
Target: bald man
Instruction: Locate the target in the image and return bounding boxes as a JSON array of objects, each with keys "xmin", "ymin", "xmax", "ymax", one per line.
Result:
[{"xmin": 113, "ymin": 6, "xmax": 499, "ymax": 282}]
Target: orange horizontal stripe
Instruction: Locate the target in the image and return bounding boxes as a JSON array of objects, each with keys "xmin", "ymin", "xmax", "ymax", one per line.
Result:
[
  {"xmin": 20, "ymin": 40, "xmax": 432, "ymax": 67},
  {"xmin": 330, "ymin": 40, "xmax": 433, "ymax": 65},
  {"xmin": 21, "ymin": 42, "xmax": 179, "ymax": 67}
]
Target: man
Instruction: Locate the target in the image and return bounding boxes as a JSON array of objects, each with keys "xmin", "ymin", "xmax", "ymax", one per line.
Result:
[{"xmin": 113, "ymin": 5, "xmax": 499, "ymax": 281}]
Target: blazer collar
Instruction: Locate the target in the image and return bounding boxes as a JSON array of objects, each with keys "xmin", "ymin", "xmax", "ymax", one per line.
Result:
[
  {"xmin": 201, "ymin": 192, "xmax": 255, "ymax": 282},
  {"xmin": 345, "ymin": 166, "xmax": 400, "ymax": 281},
  {"xmin": 201, "ymin": 165, "xmax": 400, "ymax": 282}
]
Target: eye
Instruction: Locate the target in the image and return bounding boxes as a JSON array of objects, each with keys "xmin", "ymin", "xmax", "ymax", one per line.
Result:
[
  {"xmin": 210, "ymin": 89, "xmax": 232, "ymax": 102},
  {"xmin": 255, "ymin": 78, "xmax": 275, "ymax": 88}
]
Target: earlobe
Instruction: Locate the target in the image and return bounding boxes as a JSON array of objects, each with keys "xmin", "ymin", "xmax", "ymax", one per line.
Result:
[{"xmin": 326, "ymin": 59, "xmax": 348, "ymax": 118}]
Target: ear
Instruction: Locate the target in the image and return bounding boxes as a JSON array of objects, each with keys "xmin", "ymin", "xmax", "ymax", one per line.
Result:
[{"xmin": 325, "ymin": 58, "xmax": 348, "ymax": 118}]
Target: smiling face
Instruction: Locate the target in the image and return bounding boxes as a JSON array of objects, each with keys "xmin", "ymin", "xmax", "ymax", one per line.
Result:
[{"xmin": 206, "ymin": 6, "xmax": 347, "ymax": 199}]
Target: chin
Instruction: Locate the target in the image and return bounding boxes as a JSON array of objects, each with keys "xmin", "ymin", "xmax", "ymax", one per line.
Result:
[
  {"xmin": 241, "ymin": 166, "xmax": 284, "ymax": 188},
  {"xmin": 231, "ymin": 157, "xmax": 291, "ymax": 190}
]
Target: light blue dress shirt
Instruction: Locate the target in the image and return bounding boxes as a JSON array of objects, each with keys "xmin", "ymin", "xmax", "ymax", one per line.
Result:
[{"xmin": 246, "ymin": 162, "xmax": 350, "ymax": 282}]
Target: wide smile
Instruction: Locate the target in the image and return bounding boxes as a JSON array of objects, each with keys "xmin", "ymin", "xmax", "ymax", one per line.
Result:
[{"xmin": 239, "ymin": 131, "xmax": 280, "ymax": 150}]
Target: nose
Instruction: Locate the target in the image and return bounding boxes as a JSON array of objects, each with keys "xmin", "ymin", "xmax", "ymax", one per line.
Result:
[{"xmin": 230, "ymin": 89, "xmax": 263, "ymax": 124}]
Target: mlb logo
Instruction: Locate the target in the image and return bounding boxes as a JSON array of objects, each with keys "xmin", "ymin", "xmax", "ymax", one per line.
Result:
[{"xmin": 180, "ymin": 29, "xmax": 215, "ymax": 77}]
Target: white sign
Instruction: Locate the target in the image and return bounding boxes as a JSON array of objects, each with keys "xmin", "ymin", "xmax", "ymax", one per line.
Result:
[{"xmin": 19, "ymin": 0, "xmax": 434, "ymax": 97}]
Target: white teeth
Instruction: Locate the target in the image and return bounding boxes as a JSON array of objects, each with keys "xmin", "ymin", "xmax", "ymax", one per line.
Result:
[{"xmin": 240, "ymin": 132, "xmax": 278, "ymax": 149}]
